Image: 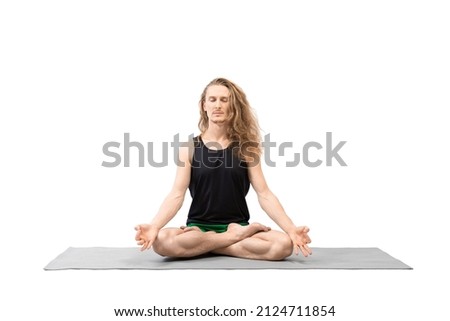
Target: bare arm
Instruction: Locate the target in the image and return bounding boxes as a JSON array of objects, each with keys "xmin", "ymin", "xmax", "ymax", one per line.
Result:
[
  {"xmin": 149, "ymin": 145, "xmax": 192, "ymax": 229},
  {"xmin": 135, "ymin": 142, "xmax": 192, "ymax": 250},
  {"xmin": 248, "ymin": 161, "xmax": 312, "ymax": 256},
  {"xmin": 150, "ymin": 143, "xmax": 192, "ymax": 228},
  {"xmin": 248, "ymin": 162, "xmax": 296, "ymax": 235}
]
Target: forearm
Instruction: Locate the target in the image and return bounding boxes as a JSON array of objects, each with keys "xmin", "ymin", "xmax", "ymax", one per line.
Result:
[
  {"xmin": 258, "ymin": 191, "xmax": 297, "ymax": 235},
  {"xmin": 150, "ymin": 192, "xmax": 185, "ymax": 229}
]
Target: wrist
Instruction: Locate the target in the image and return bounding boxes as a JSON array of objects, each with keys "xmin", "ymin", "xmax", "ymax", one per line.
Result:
[
  {"xmin": 149, "ymin": 222, "xmax": 163, "ymax": 231},
  {"xmin": 285, "ymin": 225, "xmax": 297, "ymax": 236}
]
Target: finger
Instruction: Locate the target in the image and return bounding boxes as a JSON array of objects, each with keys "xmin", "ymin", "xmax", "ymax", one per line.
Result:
[
  {"xmin": 302, "ymin": 244, "xmax": 312, "ymax": 256},
  {"xmin": 305, "ymin": 234, "xmax": 312, "ymax": 243},
  {"xmin": 134, "ymin": 225, "xmax": 142, "ymax": 241},
  {"xmin": 299, "ymin": 228, "xmax": 311, "ymax": 244},
  {"xmin": 302, "ymin": 234, "xmax": 311, "ymax": 244},
  {"xmin": 135, "ymin": 230, "xmax": 142, "ymax": 241},
  {"xmin": 144, "ymin": 239, "xmax": 154, "ymax": 251},
  {"xmin": 143, "ymin": 236, "xmax": 156, "ymax": 251},
  {"xmin": 300, "ymin": 245, "xmax": 310, "ymax": 257},
  {"xmin": 140, "ymin": 241, "xmax": 149, "ymax": 251},
  {"xmin": 294, "ymin": 244, "xmax": 300, "ymax": 255}
]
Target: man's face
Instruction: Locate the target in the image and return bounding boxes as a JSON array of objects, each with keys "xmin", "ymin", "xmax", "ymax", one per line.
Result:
[{"xmin": 203, "ymin": 85, "xmax": 231, "ymax": 124}]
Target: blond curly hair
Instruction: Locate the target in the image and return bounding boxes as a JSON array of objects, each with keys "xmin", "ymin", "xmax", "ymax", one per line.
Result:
[{"xmin": 198, "ymin": 78, "xmax": 262, "ymax": 163}]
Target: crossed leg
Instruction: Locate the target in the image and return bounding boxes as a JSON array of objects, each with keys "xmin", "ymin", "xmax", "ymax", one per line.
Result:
[
  {"xmin": 152, "ymin": 223, "xmax": 293, "ymax": 261},
  {"xmin": 212, "ymin": 229, "xmax": 293, "ymax": 260}
]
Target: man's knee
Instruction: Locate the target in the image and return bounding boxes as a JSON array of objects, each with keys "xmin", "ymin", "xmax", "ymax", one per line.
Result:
[
  {"xmin": 152, "ymin": 228, "xmax": 178, "ymax": 257},
  {"xmin": 270, "ymin": 233, "xmax": 293, "ymax": 260}
]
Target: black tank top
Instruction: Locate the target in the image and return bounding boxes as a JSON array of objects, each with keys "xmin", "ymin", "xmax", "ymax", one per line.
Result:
[{"xmin": 187, "ymin": 136, "xmax": 251, "ymax": 225}]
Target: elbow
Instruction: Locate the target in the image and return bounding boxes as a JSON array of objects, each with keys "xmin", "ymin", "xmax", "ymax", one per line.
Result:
[
  {"xmin": 257, "ymin": 189, "xmax": 274, "ymax": 202},
  {"xmin": 166, "ymin": 190, "xmax": 185, "ymax": 205}
]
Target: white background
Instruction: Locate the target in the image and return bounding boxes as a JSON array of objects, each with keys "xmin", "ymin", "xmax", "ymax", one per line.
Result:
[{"xmin": 1, "ymin": 0, "xmax": 449, "ymax": 320}]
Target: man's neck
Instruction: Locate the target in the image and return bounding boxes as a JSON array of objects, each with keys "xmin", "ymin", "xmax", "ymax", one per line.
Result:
[
  {"xmin": 202, "ymin": 122, "xmax": 229, "ymax": 142},
  {"xmin": 202, "ymin": 122, "xmax": 230, "ymax": 149}
]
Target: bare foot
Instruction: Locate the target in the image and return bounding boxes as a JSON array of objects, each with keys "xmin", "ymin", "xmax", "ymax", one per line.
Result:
[
  {"xmin": 226, "ymin": 222, "xmax": 270, "ymax": 241},
  {"xmin": 180, "ymin": 225, "xmax": 202, "ymax": 233}
]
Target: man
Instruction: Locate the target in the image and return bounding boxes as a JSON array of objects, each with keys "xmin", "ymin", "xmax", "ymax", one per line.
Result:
[{"xmin": 135, "ymin": 78, "xmax": 312, "ymax": 260}]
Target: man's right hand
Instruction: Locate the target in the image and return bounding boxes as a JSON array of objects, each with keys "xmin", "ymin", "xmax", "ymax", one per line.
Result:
[{"xmin": 134, "ymin": 224, "xmax": 160, "ymax": 251}]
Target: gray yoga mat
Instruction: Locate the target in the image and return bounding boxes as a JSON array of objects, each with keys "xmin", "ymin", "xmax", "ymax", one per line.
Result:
[{"xmin": 44, "ymin": 247, "xmax": 411, "ymax": 270}]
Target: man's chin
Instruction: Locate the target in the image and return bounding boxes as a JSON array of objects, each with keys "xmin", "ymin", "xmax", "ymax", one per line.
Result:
[{"xmin": 211, "ymin": 119, "xmax": 226, "ymax": 124}]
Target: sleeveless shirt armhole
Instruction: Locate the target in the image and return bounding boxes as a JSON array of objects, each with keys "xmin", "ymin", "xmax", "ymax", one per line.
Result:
[{"xmin": 193, "ymin": 135, "xmax": 201, "ymax": 147}]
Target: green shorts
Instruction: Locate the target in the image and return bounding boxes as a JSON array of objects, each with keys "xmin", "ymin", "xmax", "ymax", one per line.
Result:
[{"xmin": 186, "ymin": 222, "xmax": 249, "ymax": 233}]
